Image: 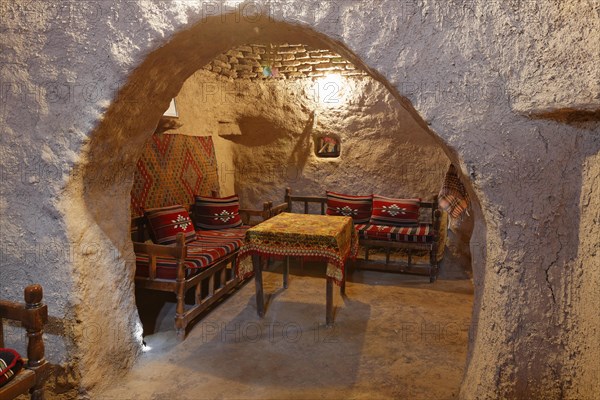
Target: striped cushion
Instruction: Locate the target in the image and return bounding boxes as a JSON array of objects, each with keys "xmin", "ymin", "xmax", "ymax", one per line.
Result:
[
  {"xmin": 144, "ymin": 205, "xmax": 196, "ymax": 245},
  {"xmin": 355, "ymin": 223, "xmax": 434, "ymax": 243},
  {"xmin": 0, "ymin": 348, "xmax": 23, "ymax": 387},
  {"xmin": 370, "ymin": 195, "xmax": 420, "ymax": 227},
  {"xmin": 135, "ymin": 226, "xmax": 248, "ymax": 280},
  {"xmin": 194, "ymin": 195, "xmax": 243, "ymax": 230},
  {"xmin": 326, "ymin": 191, "xmax": 373, "ymax": 224}
]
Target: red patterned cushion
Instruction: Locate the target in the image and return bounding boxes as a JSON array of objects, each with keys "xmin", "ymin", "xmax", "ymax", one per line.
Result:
[
  {"xmin": 194, "ymin": 195, "xmax": 243, "ymax": 230},
  {"xmin": 135, "ymin": 226, "xmax": 248, "ymax": 279},
  {"xmin": 144, "ymin": 205, "xmax": 196, "ymax": 245},
  {"xmin": 355, "ymin": 223, "xmax": 434, "ymax": 243},
  {"xmin": 0, "ymin": 348, "xmax": 23, "ymax": 387},
  {"xmin": 370, "ymin": 195, "xmax": 420, "ymax": 227},
  {"xmin": 326, "ymin": 191, "xmax": 373, "ymax": 224}
]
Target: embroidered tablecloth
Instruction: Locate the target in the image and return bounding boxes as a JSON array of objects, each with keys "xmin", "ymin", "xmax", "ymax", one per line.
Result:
[{"xmin": 237, "ymin": 212, "xmax": 358, "ymax": 285}]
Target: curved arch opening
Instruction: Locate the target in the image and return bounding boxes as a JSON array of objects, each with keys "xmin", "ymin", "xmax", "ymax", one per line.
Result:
[{"xmin": 69, "ymin": 14, "xmax": 486, "ymax": 396}]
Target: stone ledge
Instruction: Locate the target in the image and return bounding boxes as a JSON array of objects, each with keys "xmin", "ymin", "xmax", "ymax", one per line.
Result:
[{"xmin": 528, "ymin": 108, "xmax": 600, "ymax": 124}]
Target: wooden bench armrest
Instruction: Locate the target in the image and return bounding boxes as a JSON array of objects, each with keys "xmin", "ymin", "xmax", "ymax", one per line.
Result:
[
  {"xmin": 133, "ymin": 234, "xmax": 187, "ymax": 280},
  {"xmin": 239, "ymin": 202, "xmax": 271, "ymax": 225},
  {"xmin": 268, "ymin": 202, "xmax": 289, "ymax": 217},
  {"xmin": 133, "ymin": 240, "xmax": 187, "ymax": 259}
]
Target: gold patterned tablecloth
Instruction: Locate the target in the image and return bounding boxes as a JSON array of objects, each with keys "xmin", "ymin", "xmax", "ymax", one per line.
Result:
[{"xmin": 237, "ymin": 213, "xmax": 358, "ymax": 285}]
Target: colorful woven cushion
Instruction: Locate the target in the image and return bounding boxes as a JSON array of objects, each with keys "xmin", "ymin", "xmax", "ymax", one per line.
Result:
[
  {"xmin": 326, "ymin": 191, "xmax": 373, "ymax": 224},
  {"xmin": 194, "ymin": 195, "xmax": 243, "ymax": 230},
  {"xmin": 0, "ymin": 348, "xmax": 23, "ymax": 387},
  {"xmin": 370, "ymin": 195, "xmax": 420, "ymax": 227},
  {"xmin": 135, "ymin": 226, "xmax": 248, "ymax": 279},
  {"xmin": 144, "ymin": 205, "xmax": 196, "ymax": 245},
  {"xmin": 355, "ymin": 223, "xmax": 434, "ymax": 243}
]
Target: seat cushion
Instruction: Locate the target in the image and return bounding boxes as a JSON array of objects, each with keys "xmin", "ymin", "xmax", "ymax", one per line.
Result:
[
  {"xmin": 355, "ymin": 223, "xmax": 434, "ymax": 243},
  {"xmin": 0, "ymin": 348, "xmax": 23, "ymax": 387},
  {"xmin": 194, "ymin": 195, "xmax": 243, "ymax": 230},
  {"xmin": 325, "ymin": 191, "xmax": 373, "ymax": 224},
  {"xmin": 135, "ymin": 226, "xmax": 248, "ymax": 280},
  {"xmin": 370, "ymin": 195, "xmax": 420, "ymax": 227},
  {"xmin": 144, "ymin": 205, "xmax": 196, "ymax": 245}
]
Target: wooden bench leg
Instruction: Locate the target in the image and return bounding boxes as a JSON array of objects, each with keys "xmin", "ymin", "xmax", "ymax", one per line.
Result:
[
  {"xmin": 208, "ymin": 274, "xmax": 215, "ymax": 298},
  {"xmin": 429, "ymin": 246, "xmax": 438, "ymax": 283},
  {"xmin": 283, "ymin": 256, "xmax": 289, "ymax": 289},
  {"xmin": 253, "ymin": 255, "xmax": 265, "ymax": 317},
  {"xmin": 30, "ymin": 386, "xmax": 45, "ymax": 400},
  {"xmin": 220, "ymin": 268, "xmax": 226, "ymax": 288},
  {"xmin": 175, "ymin": 262, "xmax": 186, "ymax": 340},
  {"xmin": 194, "ymin": 281, "xmax": 202, "ymax": 305},
  {"xmin": 326, "ymin": 277, "xmax": 334, "ymax": 326}
]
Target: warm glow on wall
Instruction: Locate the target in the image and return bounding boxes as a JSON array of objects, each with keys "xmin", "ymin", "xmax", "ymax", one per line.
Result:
[{"xmin": 314, "ymin": 73, "xmax": 348, "ymax": 107}]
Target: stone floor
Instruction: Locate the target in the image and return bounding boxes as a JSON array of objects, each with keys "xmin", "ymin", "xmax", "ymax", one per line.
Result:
[{"xmin": 96, "ymin": 259, "xmax": 473, "ymax": 400}]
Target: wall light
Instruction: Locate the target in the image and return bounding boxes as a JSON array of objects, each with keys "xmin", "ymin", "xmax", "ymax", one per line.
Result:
[{"xmin": 315, "ymin": 73, "xmax": 347, "ymax": 107}]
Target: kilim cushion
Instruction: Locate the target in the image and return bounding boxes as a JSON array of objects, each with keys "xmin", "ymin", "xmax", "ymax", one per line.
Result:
[
  {"xmin": 325, "ymin": 191, "xmax": 373, "ymax": 224},
  {"xmin": 144, "ymin": 205, "xmax": 196, "ymax": 245},
  {"xmin": 194, "ymin": 195, "xmax": 243, "ymax": 230},
  {"xmin": 135, "ymin": 226, "xmax": 248, "ymax": 279},
  {"xmin": 0, "ymin": 348, "xmax": 23, "ymax": 387},
  {"xmin": 355, "ymin": 223, "xmax": 434, "ymax": 243},
  {"xmin": 370, "ymin": 195, "xmax": 420, "ymax": 227}
]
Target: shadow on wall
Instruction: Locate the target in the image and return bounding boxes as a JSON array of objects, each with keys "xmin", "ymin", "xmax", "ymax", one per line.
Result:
[
  {"xmin": 287, "ymin": 111, "xmax": 315, "ymax": 171},
  {"xmin": 228, "ymin": 115, "xmax": 294, "ymax": 147},
  {"xmin": 226, "ymin": 112, "xmax": 315, "ymax": 206}
]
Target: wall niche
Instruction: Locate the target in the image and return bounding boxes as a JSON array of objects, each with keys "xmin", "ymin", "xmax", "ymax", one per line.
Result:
[{"xmin": 315, "ymin": 134, "xmax": 341, "ymax": 158}]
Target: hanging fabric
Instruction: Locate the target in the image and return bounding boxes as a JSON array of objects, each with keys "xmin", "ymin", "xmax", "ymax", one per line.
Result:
[{"xmin": 438, "ymin": 164, "xmax": 470, "ymax": 219}]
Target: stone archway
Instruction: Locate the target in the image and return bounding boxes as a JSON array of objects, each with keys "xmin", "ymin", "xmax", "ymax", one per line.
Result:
[
  {"xmin": 0, "ymin": 1, "xmax": 589, "ymax": 398},
  {"xmin": 65, "ymin": 13, "xmax": 485, "ymax": 393}
]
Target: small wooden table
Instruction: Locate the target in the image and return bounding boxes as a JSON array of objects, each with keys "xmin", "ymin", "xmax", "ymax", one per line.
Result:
[{"xmin": 237, "ymin": 212, "xmax": 358, "ymax": 325}]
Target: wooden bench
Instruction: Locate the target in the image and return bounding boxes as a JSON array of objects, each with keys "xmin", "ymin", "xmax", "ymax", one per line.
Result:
[
  {"xmin": 284, "ymin": 188, "xmax": 445, "ymax": 282},
  {"xmin": 0, "ymin": 284, "xmax": 48, "ymax": 400},
  {"xmin": 131, "ymin": 195, "xmax": 272, "ymax": 340}
]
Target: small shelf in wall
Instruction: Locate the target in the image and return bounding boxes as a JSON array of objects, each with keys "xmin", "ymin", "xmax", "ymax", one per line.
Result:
[
  {"xmin": 218, "ymin": 121, "xmax": 242, "ymax": 137},
  {"xmin": 315, "ymin": 135, "xmax": 341, "ymax": 158}
]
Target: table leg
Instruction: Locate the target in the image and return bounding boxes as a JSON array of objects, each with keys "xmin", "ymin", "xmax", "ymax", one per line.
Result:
[
  {"xmin": 326, "ymin": 277, "xmax": 333, "ymax": 326},
  {"xmin": 283, "ymin": 256, "xmax": 289, "ymax": 289},
  {"xmin": 340, "ymin": 271, "xmax": 346, "ymax": 296},
  {"xmin": 253, "ymin": 254, "xmax": 265, "ymax": 317}
]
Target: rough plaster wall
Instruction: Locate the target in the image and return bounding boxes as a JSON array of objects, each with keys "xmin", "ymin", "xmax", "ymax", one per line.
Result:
[
  {"xmin": 1, "ymin": 1, "xmax": 599, "ymax": 398},
  {"xmin": 503, "ymin": 2, "xmax": 600, "ymax": 114},
  {"xmin": 175, "ymin": 69, "xmax": 449, "ymax": 207}
]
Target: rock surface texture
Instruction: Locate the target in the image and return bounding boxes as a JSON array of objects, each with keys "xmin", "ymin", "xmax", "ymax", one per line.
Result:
[
  {"xmin": 0, "ymin": 1, "xmax": 598, "ymax": 398},
  {"xmin": 172, "ymin": 69, "xmax": 450, "ymax": 207}
]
